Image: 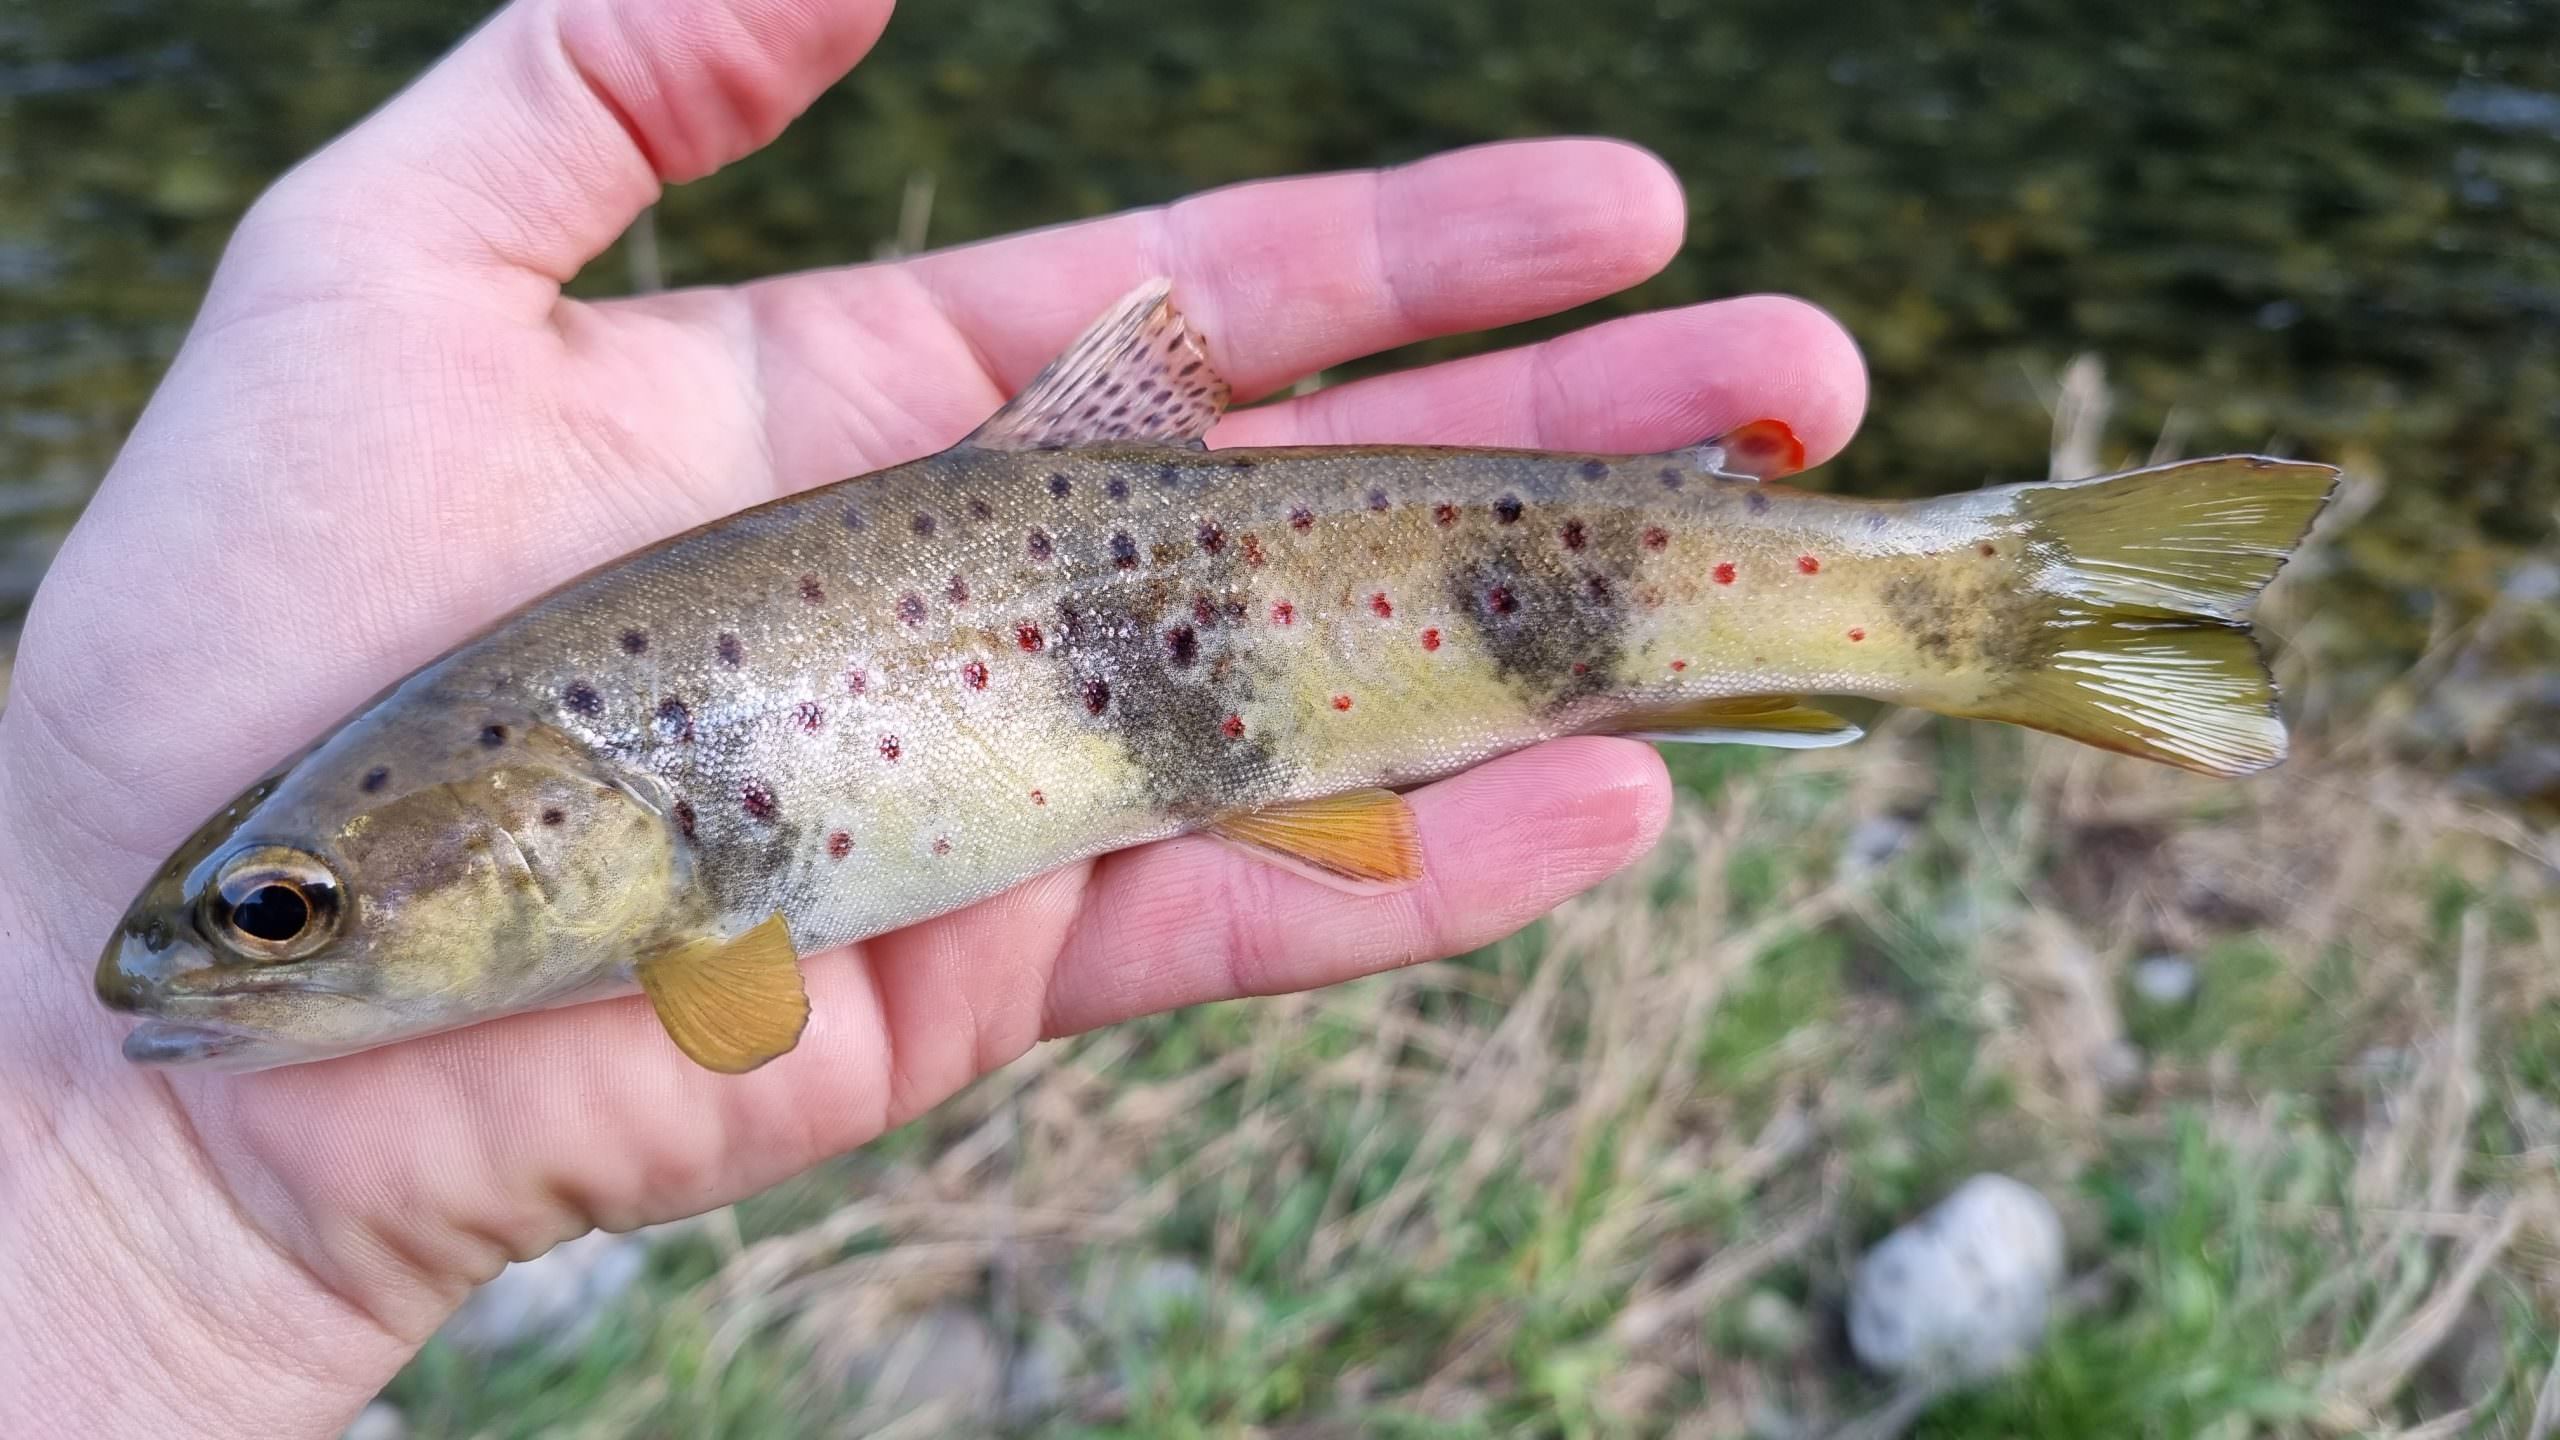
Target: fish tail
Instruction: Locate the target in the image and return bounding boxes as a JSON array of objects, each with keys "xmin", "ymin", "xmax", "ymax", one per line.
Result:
[{"xmin": 1958, "ymin": 455, "xmax": 2339, "ymax": 776}]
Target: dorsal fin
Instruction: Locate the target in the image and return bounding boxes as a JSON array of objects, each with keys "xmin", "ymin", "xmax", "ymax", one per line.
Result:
[{"xmin": 962, "ymin": 278, "xmax": 1233, "ymax": 451}]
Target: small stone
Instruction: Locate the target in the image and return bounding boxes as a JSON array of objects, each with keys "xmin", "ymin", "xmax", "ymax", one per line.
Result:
[
  {"xmin": 340, "ymin": 1402, "xmax": 407, "ymax": 1440},
  {"xmin": 437, "ymin": 1230, "xmax": 646, "ymax": 1356},
  {"xmin": 1079, "ymin": 1253, "xmax": 1207, "ymax": 1335},
  {"xmin": 1847, "ymin": 1173, "xmax": 2065, "ymax": 1379},
  {"xmin": 1002, "ymin": 1320, "xmax": 1083, "ymax": 1419},
  {"xmin": 2129, "ymin": 953, "xmax": 2197, "ymax": 1007},
  {"xmin": 845, "ymin": 1303, "xmax": 1003, "ymax": 1422}
]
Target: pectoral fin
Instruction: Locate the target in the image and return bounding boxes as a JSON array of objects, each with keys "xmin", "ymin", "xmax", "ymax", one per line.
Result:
[
  {"xmin": 962, "ymin": 277, "xmax": 1233, "ymax": 450},
  {"xmin": 1207, "ymin": 789, "xmax": 1424, "ymax": 894},
  {"xmin": 636, "ymin": 913, "xmax": 809, "ymax": 1074},
  {"xmin": 1602, "ymin": 695, "xmax": 1864, "ymax": 748}
]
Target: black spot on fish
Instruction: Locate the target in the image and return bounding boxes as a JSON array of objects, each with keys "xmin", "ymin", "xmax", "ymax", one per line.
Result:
[
  {"xmin": 563, "ymin": 681, "xmax": 601, "ymax": 717},
  {"xmin": 1746, "ymin": 490, "xmax": 1772, "ymax": 515},
  {"xmin": 1166, "ymin": 624, "xmax": 1198, "ymax": 667},
  {"xmin": 897, "ymin": 593, "xmax": 927, "ymax": 625},
  {"xmin": 540, "ymin": 807, "xmax": 565, "ymax": 827},
  {"xmin": 1578, "ymin": 459, "xmax": 1607, "ymax": 481},
  {"xmin": 912, "ymin": 512, "xmax": 938, "ymax": 537},
  {"xmin": 947, "ymin": 573, "xmax": 971, "ymax": 605},
  {"xmin": 1107, "ymin": 476, "xmax": 1130, "ymax": 501},
  {"xmin": 1659, "ymin": 467, "xmax": 1686, "ymax": 491},
  {"xmin": 478, "ymin": 724, "xmax": 508, "ymax": 748},
  {"xmin": 1197, "ymin": 520, "xmax": 1224, "ymax": 555},
  {"xmin": 1081, "ymin": 677, "xmax": 1111, "ymax": 715},
  {"xmin": 1494, "ymin": 495, "xmax": 1524, "ymax": 524},
  {"xmin": 1028, "ymin": 528, "xmax": 1054, "ymax": 562},
  {"xmin": 620, "ymin": 629, "xmax": 649, "ymax": 655},
  {"xmin": 1289, "ymin": 506, "xmax": 1314, "ymax": 531},
  {"xmin": 674, "ymin": 798, "xmax": 697, "ymax": 841},
  {"xmin": 1049, "ymin": 473, "xmax": 1072, "ymax": 498},
  {"xmin": 1158, "ymin": 464, "xmax": 1182, "ymax": 487},
  {"xmin": 1368, "ymin": 488, "xmax": 1390, "ymax": 512},
  {"xmin": 1880, "ymin": 573, "xmax": 1963, "ymax": 664},
  {"xmin": 655, "ymin": 696, "xmax": 694, "ymax": 743},
  {"xmin": 1447, "ymin": 537, "xmax": 1629, "ymax": 707},
  {"xmin": 1111, "ymin": 532, "xmax": 1139, "ymax": 569},
  {"xmin": 717, "ymin": 633, "xmax": 744, "ymax": 667},
  {"xmin": 841, "ymin": 504, "xmax": 866, "ymax": 531},
  {"xmin": 968, "ymin": 498, "xmax": 993, "ymax": 522},
  {"xmin": 360, "ymin": 765, "xmax": 390, "ymax": 794}
]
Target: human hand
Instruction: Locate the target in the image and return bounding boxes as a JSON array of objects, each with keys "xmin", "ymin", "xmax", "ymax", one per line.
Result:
[{"xmin": 0, "ymin": 0, "xmax": 1865, "ymax": 1432}]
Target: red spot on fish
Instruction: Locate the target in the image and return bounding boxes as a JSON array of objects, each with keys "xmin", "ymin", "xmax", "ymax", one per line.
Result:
[
  {"xmin": 1290, "ymin": 507, "xmax": 1315, "ymax": 532},
  {"xmin": 1272, "ymin": 601, "xmax": 1295, "ymax": 626},
  {"xmin": 1370, "ymin": 592, "xmax": 1394, "ymax": 618},
  {"xmin": 1193, "ymin": 593, "xmax": 1218, "ymax": 626},
  {"xmin": 1797, "ymin": 554, "xmax": 1821, "ymax": 575},
  {"xmin": 878, "ymin": 734, "xmax": 901, "ymax": 761},
  {"xmin": 741, "ymin": 779, "xmax": 777, "ymax": 823},
  {"xmin": 962, "ymin": 660, "xmax": 988, "ymax": 690},
  {"xmin": 1422, "ymin": 628, "xmax": 1442, "ymax": 651},
  {"xmin": 1670, "ymin": 659, "xmax": 1688, "ymax": 672},
  {"xmin": 1434, "ymin": 502, "xmax": 1459, "ymax": 527},
  {"xmin": 947, "ymin": 573, "xmax": 971, "ymax": 605},
  {"xmin": 1240, "ymin": 533, "xmax": 1266, "ymax": 567},
  {"xmin": 1570, "ymin": 661, "xmax": 1589, "ymax": 676},
  {"xmin": 1486, "ymin": 584, "xmax": 1516, "ymax": 615},
  {"xmin": 1560, "ymin": 519, "xmax": 1588, "ymax": 551},
  {"xmin": 1639, "ymin": 585, "xmax": 1664, "ymax": 609},
  {"xmin": 933, "ymin": 836, "xmax": 952, "ymax": 856},
  {"xmin": 1197, "ymin": 520, "xmax": 1225, "ymax": 555},
  {"xmin": 1082, "ymin": 678, "xmax": 1111, "ymax": 714},
  {"xmin": 1332, "ymin": 694, "xmax": 1353, "ymax": 711},
  {"xmin": 1016, "ymin": 623, "xmax": 1044, "ymax": 652},
  {"xmin": 800, "ymin": 573, "xmax": 825, "ymax": 604},
  {"xmin": 1643, "ymin": 526, "xmax": 1670, "ymax": 551},
  {"xmin": 1848, "ymin": 627, "xmax": 1867, "ymax": 642},
  {"xmin": 1030, "ymin": 789, "xmax": 1047, "ymax": 806},
  {"xmin": 1221, "ymin": 713, "xmax": 1245, "ymax": 739},
  {"xmin": 794, "ymin": 701, "xmax": 824, "ymax": 732},
  {"xmin": 827, "ymin": 831, "xmax": 852, "ymax": 859},
  {"xmin": 1713, "ymin": 562, "xmax": 1738, "ymax": 585},
  {"xmin": 1979, "ymin": 542, "xmax": 1998, "ymax": 558},
  {"xmin": 846, "ymin": 668, "xmax": 868, "ymax": 696}
]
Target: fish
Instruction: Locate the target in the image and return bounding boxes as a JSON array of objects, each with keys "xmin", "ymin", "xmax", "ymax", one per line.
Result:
[{"xmin": 96, "ymin": 279, "xmax": 2339, "ymax": 1073}]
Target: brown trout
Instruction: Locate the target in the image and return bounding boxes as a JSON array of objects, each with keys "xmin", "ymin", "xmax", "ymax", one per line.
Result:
[{"xmin": 98, "ymin": 280, "xmax": 2337, "ymax": 1072}]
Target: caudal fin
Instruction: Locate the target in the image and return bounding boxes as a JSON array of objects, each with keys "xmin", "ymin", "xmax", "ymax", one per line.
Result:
[{"xmin": 1971, "ymin": 455, "xmax": 2338, "ymax": 777}]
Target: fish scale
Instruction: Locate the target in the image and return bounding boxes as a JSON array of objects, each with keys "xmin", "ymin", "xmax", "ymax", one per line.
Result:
[{"xmin": 98, "ymin": 279, "xmax": 2340, "ymax": 1074}]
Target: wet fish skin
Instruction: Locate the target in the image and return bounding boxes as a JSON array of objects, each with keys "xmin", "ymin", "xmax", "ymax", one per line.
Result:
[{"xmin": 96, "ymin": 279, "xmax": 2338, "ymax": 1073}]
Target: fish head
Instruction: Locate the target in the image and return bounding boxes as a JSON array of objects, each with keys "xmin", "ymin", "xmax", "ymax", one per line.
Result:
[{"xmin": 98, "ymin": 699, "xmax": 689, "ymax": 1069}]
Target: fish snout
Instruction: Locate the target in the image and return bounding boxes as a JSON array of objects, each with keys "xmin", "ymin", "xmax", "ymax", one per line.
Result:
[{"xmin": 95, "ymin": 913, "xmax": 196, "ymax": 1013}]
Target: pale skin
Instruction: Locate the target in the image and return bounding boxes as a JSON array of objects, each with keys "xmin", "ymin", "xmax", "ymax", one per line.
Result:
[{"xmin": 0, "ymin": 0, "xmax": 1870, "ymax": 1431}]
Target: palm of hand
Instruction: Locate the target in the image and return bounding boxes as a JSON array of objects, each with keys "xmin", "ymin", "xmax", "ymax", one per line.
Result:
[{"xmin": 0, "ymin": 0, "xmax": 1863, "ymax": 1417}]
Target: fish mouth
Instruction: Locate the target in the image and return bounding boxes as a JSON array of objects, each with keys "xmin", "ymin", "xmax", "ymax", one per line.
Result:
[{"xmin": 120, "ymin": 1018, "xmax": 263, "ymax": 1066}]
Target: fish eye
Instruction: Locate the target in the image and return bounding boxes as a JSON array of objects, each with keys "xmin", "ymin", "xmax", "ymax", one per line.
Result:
[{"xmin": 201, "ymin": 846, "xmax": 343, "ymax": 961}]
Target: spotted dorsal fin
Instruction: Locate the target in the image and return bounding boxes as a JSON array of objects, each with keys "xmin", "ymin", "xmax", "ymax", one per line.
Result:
[{"xmin": 962, "ymin": 278, "xmax": 1232, "ymax": 451}]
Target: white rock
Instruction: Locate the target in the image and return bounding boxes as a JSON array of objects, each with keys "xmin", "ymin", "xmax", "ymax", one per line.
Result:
[
  {"xmin": 2129, "ymin": 954, "xmax": 2198, "ymax": 1008},
  {"xmin": 847, "ymin": 1303, "xmax": 1004, "ymax": 1423},
  {"xmin": 438, "ymin": 1229, "xmax": 647, "ymax": 1356},
  {"xmin": 340, "ymin": 1402, "xmax": 407, "ymax": 1440},
  {"xmin": 1847, "ymin": 1173, "xmax": 2065, "ymax": 1379}
]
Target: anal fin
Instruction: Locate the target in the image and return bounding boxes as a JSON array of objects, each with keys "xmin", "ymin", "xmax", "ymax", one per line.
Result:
[
  {"xmin": 1601, "ymin": 695, "xmax": 1864, "ymax": 749},
  {"xmin": 961, "ymin": 277, "xmax": 1233, "ymax": 450},
  {"xmin": 636, "ymin": 912, "xmax": 809, "ymax": 1074},
  {"xmin": 1207, "ymin": 789, "xmax": 1424, "ymax": 894}
]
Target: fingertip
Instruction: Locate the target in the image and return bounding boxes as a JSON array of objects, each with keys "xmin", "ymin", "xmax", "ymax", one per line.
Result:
[{"xmin": 1412, "ymin": 737, "xmax": 1674, "ymax": 901}]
